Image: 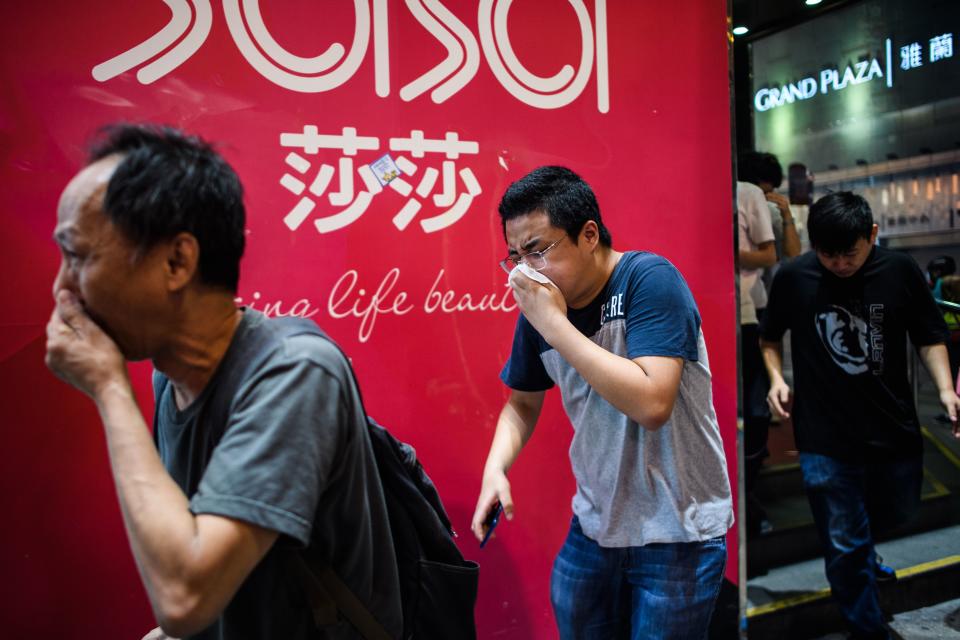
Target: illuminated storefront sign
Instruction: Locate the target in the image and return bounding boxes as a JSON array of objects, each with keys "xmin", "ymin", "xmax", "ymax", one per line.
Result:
[
  {"xmin": 754, "ymin": 31, "xmax": 953, "ymax": 112},
  {"xmin": 754, "ymin": 58, "xmax": 884, "ymax": 111}
]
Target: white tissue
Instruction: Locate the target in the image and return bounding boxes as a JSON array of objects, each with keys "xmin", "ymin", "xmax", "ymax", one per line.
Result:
[{"xmin": 514, "ymin": 263, "xmax": 555, "ymax": 285}]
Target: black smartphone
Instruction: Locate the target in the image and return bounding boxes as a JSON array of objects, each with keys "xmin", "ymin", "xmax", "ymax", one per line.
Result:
[{"xmin": 479, "ymin": 501, "xmax": 503, "ymax": 548}]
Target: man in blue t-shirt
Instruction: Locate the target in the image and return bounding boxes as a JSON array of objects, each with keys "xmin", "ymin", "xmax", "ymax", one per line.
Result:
[{"xmin": 471, "ymin": 166, "xmax": 733, "ymax": 639}]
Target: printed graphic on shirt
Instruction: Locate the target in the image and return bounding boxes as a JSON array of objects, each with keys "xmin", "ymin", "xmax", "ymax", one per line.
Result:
[
  {"xmin": 600, "ymin": 291, "xmax": 625, "ymax": 324},
  {"xmin": 868, "ymin": 304, "xmax": 885, "ymax": 375},
  {"xmin": 815, "ymin": 304, "xmax": 870, "ymax": 374}
]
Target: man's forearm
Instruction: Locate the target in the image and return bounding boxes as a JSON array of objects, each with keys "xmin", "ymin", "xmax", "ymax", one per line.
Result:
[
  {"xmin": 96, "ymin": 383, "xmax": 196, "ymax": 580},
  {"xmin": 781, "ymin": 216, "xmax": 801, "ymax": 258},
  {"xmin": 919, "ymin": 343, "xmax": 953, "ymax": 392},
  {"xmin": 919, "ymin": 343, "xmax": 960, "ymax": 436},
  {"xmin": 760, "ymin": 340, "xmax": 785, "ymax": 383},
  {"xmin": 482, "ymin": 395, "xmax": 540, "ymax": 478},
  {"xmin": 544, "ymin": 321, "xmax": 677, "ymax": 429},
  {"xmin": 739, "ymin": 246, "xmax": 776, "ymax": 270},
  {"xmin": 96, "ymin": 384, "xmax": 249, "ymax": 636}
]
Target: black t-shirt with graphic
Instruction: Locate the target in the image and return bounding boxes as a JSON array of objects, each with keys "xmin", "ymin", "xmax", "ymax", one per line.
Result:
[{"xmin": 760, "ymin": 247, "xmax": 948, "ymax": 462}]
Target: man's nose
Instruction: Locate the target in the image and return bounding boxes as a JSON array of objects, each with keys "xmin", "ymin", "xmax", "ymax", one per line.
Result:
[{"xmin": 52, "ymin": 261, "xmax": 74, "ymax": 300}]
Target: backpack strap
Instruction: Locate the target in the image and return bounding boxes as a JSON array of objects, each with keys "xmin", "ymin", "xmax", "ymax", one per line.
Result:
[
  {"xmin": 304, "ymin": 564, "xmax": 393, "ymax": 640},
  {"xmin": 282, "ymin": 553, "xmax": 338, "ymax": 627},
  {"xmin": 283, "ymin": 553, "xmax": 392, "ymax": 640}
]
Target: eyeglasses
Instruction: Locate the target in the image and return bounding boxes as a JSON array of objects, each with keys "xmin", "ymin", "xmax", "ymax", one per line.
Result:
[{"xmin": 499, "ymin": 237, "xmax": 564, "ymax": 274}]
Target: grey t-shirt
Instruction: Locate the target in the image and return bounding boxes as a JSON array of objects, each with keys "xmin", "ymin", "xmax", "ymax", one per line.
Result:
[
  {"xmin": 154, "ymin": 309, "xmax": 402, "ymax": 639},
  {"xmin": 501, "ymin": 252, "xmax": 734, "ymax": 547}
]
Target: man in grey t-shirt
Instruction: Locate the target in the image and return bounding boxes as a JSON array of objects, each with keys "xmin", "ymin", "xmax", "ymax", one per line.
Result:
[
  {"xmin": 44, "ymin": 124, "xmax": 400, "ymax": 639},
  {"xmin": 471, "ymin": 167, "xmax": 733, "ymax": 639}
]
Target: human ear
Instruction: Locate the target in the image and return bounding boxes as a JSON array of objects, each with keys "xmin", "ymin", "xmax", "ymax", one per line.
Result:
[
  {"xmin": 166, "ymin": 232, "xmax": 200, "ymax": 291},
  {"xmin": 580, "ymin": 221, "xmax": 600, "ymax": 250}
]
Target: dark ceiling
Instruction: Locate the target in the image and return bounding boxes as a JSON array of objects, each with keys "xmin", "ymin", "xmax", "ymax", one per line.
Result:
[{"xmin": 731, "ymin": 0, "xmax": 857, "ymax": 41}]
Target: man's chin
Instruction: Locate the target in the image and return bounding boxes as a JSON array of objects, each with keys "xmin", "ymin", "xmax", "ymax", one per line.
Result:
[{"xmin": 85, "ymin": 310, "xmax": 136, "ymax": 359}]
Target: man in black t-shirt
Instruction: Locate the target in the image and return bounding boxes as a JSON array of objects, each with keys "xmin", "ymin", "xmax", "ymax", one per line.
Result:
[{"xmin": 760, "ymin": 191, "xmax": 960, "ymax": 640}]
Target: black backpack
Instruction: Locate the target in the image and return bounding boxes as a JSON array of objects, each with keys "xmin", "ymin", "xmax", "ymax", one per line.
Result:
[
  {"xmin": 195, "ymin": 314, "xmax": 479, "ymax": 639},
  {"xmin": 347, "ymin": 417, "xmax": 480, "ymax": 640}
]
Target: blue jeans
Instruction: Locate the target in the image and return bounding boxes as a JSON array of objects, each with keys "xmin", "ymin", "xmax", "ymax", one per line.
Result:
[
  {"xmin": 550, "ymin": 517, "xmax": 726, "ymax": 640},
  {"xmin": 799, "ymin": 452, "xmax": 922, "ymax": 639}
]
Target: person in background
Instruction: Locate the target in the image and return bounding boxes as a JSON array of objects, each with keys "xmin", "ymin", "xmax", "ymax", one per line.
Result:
[
  {"xmin": 739, "ymin": 151, "xmax": 802, "ymax": 538},
  {"xmin": 761, "ymin": 191, "xmax": 960, "ymax": 640},
  {"xmin": 472, "ymin": 166, "xmax": 733, "ymax": 640},
  {"xmin": 926, "ymin": 255, "xmax": 956, "ymax": 300},
  {"xmin": 739, "ymin": 151, "xmax": 802, "ymax": 286},
  {"xmin": 45, "ymin": 124, "xmax": 401, "ymax": 640},
  {"xmin": 736, "ymin": 178, "xmax": 776, "ymax": 537}
]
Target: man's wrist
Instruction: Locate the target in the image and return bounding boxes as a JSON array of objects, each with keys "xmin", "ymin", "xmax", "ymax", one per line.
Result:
[
  {"xmin": 482, "ymin": 466, "xmax": 508, "ymax": 482},
  {"xmin": 94, "ymin": 376, "xmax": 135, "ymax": 409},
  {"xmin": 539, "ymin": 312, "xmax": 572, "ymax": 346},
  {"xmin": 768, "ymin": 372, "xmax": 787, "ymax": 387}
]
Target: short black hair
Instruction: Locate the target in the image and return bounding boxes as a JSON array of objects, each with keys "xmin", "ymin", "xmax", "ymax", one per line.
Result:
[
  {"xmin": 738, "ymin": 151, "xmax": 783, "ymax": 189},
  {"xmin": 88, "ymin": 123, "xmax": 246, "ymax": 293},
  {"xmin": 498, "ymin": 166, "xmax": 612, "ymax": 247},
  {"xmin": 807, "ymin": 191, "xmax": 874, "ymax": 255}
]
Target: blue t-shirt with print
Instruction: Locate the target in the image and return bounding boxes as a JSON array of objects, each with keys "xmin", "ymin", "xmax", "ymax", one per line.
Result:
[{"xmin": 501, "ymin": 251, "xmax": 733, "ymax": 547}]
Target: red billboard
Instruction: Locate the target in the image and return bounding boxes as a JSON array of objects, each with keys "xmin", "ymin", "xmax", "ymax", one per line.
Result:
[{"xmin": 0, "ymin": 2, "xmax": 737, "ymax": 638}]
